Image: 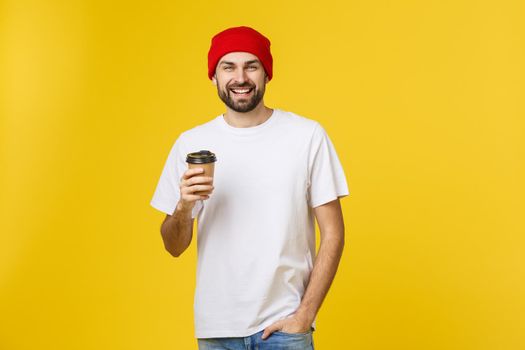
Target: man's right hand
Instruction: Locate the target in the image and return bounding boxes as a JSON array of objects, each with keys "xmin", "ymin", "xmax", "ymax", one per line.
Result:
[{"xmin": 177, "ymin": 168, "xmax": 214, "ymax": 212}]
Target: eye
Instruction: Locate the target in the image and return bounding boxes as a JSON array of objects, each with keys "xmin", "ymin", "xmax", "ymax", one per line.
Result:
[
  {"xmin": 247, "ymin": 66, "xmax": 257, "ymax": 70},
  {"xmin": 223, "ymin": 66, "xmax": 233, "ymax": 71}
]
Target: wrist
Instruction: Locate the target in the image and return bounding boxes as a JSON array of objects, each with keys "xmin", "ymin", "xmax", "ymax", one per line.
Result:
[
  {"xmin": 175, "ymin": 200, "xmax": 194, "ymax": 215},
  {"xmin": 295, "ymin": 306, "xmax": 316, "ymax": 325}
]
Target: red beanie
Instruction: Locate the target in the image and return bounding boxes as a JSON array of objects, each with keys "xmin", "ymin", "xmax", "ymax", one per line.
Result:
[{"xmin": 207, "ymin": 26, "xmax": 273, "ymax": 81}]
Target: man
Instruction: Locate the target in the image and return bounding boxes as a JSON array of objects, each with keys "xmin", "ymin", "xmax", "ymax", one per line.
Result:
[{"xmin": 150, "ymin": 26, "xmax": 349, "ymax": 350}]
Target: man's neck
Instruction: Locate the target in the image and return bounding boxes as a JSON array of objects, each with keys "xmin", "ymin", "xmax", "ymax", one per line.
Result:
[{"xmin": 223, "ymin": 104, "xmax": 274, "ymax": 128}]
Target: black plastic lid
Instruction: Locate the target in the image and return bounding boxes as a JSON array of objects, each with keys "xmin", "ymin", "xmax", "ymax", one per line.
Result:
[{"xmin": 186, "ymin": 150, "xmax": 217, "ymax": 164}]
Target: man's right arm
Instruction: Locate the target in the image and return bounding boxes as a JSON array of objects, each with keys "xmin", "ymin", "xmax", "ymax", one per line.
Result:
[
  {"xmin": 160, "ymin": 202, "xmax": 195, "ymax": 257},
  {"xmin": 159, "ymin": 167, "xmax": 214, "ymax": 257}
]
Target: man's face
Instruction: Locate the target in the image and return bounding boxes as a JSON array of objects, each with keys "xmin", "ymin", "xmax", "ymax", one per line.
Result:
[{"xmin": 212, "ymin": 52, "xmax": 269, "ymax": 113}]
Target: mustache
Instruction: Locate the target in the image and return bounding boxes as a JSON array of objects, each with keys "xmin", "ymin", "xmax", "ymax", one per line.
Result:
[{"xmin": 228, "ymin": 84, "xmax": 255, "ymax": 89}]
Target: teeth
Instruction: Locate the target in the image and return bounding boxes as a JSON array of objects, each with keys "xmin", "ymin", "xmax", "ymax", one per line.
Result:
[{"xmin": 231, "ymin": 88, "xmax": 251, "ymax": 94}]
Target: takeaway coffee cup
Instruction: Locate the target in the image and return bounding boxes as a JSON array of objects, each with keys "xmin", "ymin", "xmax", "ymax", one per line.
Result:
[{"xmin": 186, "ymin": 150, "xmax": 217, "ymax": 196}]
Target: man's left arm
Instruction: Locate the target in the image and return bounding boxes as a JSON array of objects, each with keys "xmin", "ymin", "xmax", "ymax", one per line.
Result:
[{"xmin": 262, "ymin": 198, "xmax": 345, "ymax": 338}]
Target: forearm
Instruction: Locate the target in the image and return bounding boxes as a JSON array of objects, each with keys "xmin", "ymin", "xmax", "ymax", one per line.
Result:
[
  {"xmin": 295, "ymin": 232, "xmax": 345, "ymax": 323},
  {"xmin": 160, "ymin": 201, "xmax": 194, "ymax": 257}
]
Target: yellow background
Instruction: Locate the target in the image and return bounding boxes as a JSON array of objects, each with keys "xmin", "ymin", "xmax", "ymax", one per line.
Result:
[{"xmin": 1, "ymin": 0, "xmax": 524, "ymax": 349}]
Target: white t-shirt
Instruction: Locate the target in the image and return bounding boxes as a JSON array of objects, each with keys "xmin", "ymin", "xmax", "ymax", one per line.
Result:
[{"xmin": 150, "ymin": 108, "xmax": 350, "ymax": 338}]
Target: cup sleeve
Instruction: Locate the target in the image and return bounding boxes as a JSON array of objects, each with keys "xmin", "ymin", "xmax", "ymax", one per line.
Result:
[
  {"xmin": 150, "ymin": 137, "xmax": 203, "ymax": 218},
  {"xmin": 307, "ymin": 123, "xmax": 350, "ymax": 208}
]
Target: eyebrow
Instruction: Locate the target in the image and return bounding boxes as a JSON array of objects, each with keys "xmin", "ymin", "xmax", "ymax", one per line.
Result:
[{"xmin": 219, "ymin": 60, "xmax": 261, "ymax": 66}]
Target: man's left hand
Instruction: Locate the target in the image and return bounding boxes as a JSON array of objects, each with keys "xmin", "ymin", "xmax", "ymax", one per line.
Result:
[{"xmin": 261, "ymin": 313, "xmax": 312, "ymax": 340}]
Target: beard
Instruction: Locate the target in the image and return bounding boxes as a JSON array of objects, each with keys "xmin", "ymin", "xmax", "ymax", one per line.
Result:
[{"xmin": 217, "ymin": 81, "xmax": 265, "ymax": 113}]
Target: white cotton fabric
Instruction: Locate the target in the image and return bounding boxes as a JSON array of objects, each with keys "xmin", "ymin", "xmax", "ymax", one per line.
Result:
[{"xmin": 150, "ymin": 108, "xmax": 350, "ymax": 338}]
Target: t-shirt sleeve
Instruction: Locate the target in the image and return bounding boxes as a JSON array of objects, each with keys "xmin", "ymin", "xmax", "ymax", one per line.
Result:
[
  {"xmin": 150, "ymin": 136, "xmax": 203, "ymax": 218},
  {"xmin": 307, "ymin": 123, "xmax": 350, "ymax": 208}
]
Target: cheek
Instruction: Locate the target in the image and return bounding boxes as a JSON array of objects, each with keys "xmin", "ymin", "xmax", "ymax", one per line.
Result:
[{"xmin": 256, "ymin": 75, "xmax": 267, "ymax": 86}]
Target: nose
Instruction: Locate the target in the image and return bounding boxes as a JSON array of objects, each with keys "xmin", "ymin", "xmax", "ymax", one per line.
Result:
[{"xmin": 233, "ymin": 67, "xmax": 248, "ymax": 84}]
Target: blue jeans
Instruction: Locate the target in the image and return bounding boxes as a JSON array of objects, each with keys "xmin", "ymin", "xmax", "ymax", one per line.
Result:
[{"xmin": 197, "ymin": 329, "xmax": 315, "ymax": 350}]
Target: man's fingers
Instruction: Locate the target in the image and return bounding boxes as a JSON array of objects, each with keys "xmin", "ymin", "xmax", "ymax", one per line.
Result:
[
  {"xmin": 181, "ymin": 176, "xmax": 213, "ymax": 187},
  {"xmin": 185, "ymin": 194, "xmax": 206, "ymax": 201},
  {"xmin": 189, "ymin": 177, "xmax": 214, "ymax": 185},
  {"xmin": 179, "ymin": 169, "xmax": 214, "ymax": 204},
  {"xmin": 261, "ymin": 322, "xmax": 281, "ymax": 340},
  {"xmin": 182, "ymin": 168, "xmax": 204, "ymax": 180},
  {"xmin": 192, "ymin": 185, "xmax": 214, "ymax": 193},
  {"xmin": 181, "ymin": 184, "xmax": 214, "ymax": 194}
]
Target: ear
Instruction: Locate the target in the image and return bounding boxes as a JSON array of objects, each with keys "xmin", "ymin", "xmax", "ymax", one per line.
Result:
[{"xmin": 212, "ymin": 73, "xmax": 217, "ymax": 86}]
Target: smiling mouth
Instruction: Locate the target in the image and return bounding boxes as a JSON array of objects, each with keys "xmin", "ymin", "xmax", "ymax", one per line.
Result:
[{"xmin": 230, "ymin": 87, "xmax": 254, "ymax": 95}]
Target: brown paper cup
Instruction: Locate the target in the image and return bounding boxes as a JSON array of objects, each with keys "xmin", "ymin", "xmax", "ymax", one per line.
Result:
[{"xmin": 186, "ymin": 150, "xmax": 217, "ymax": 196}]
